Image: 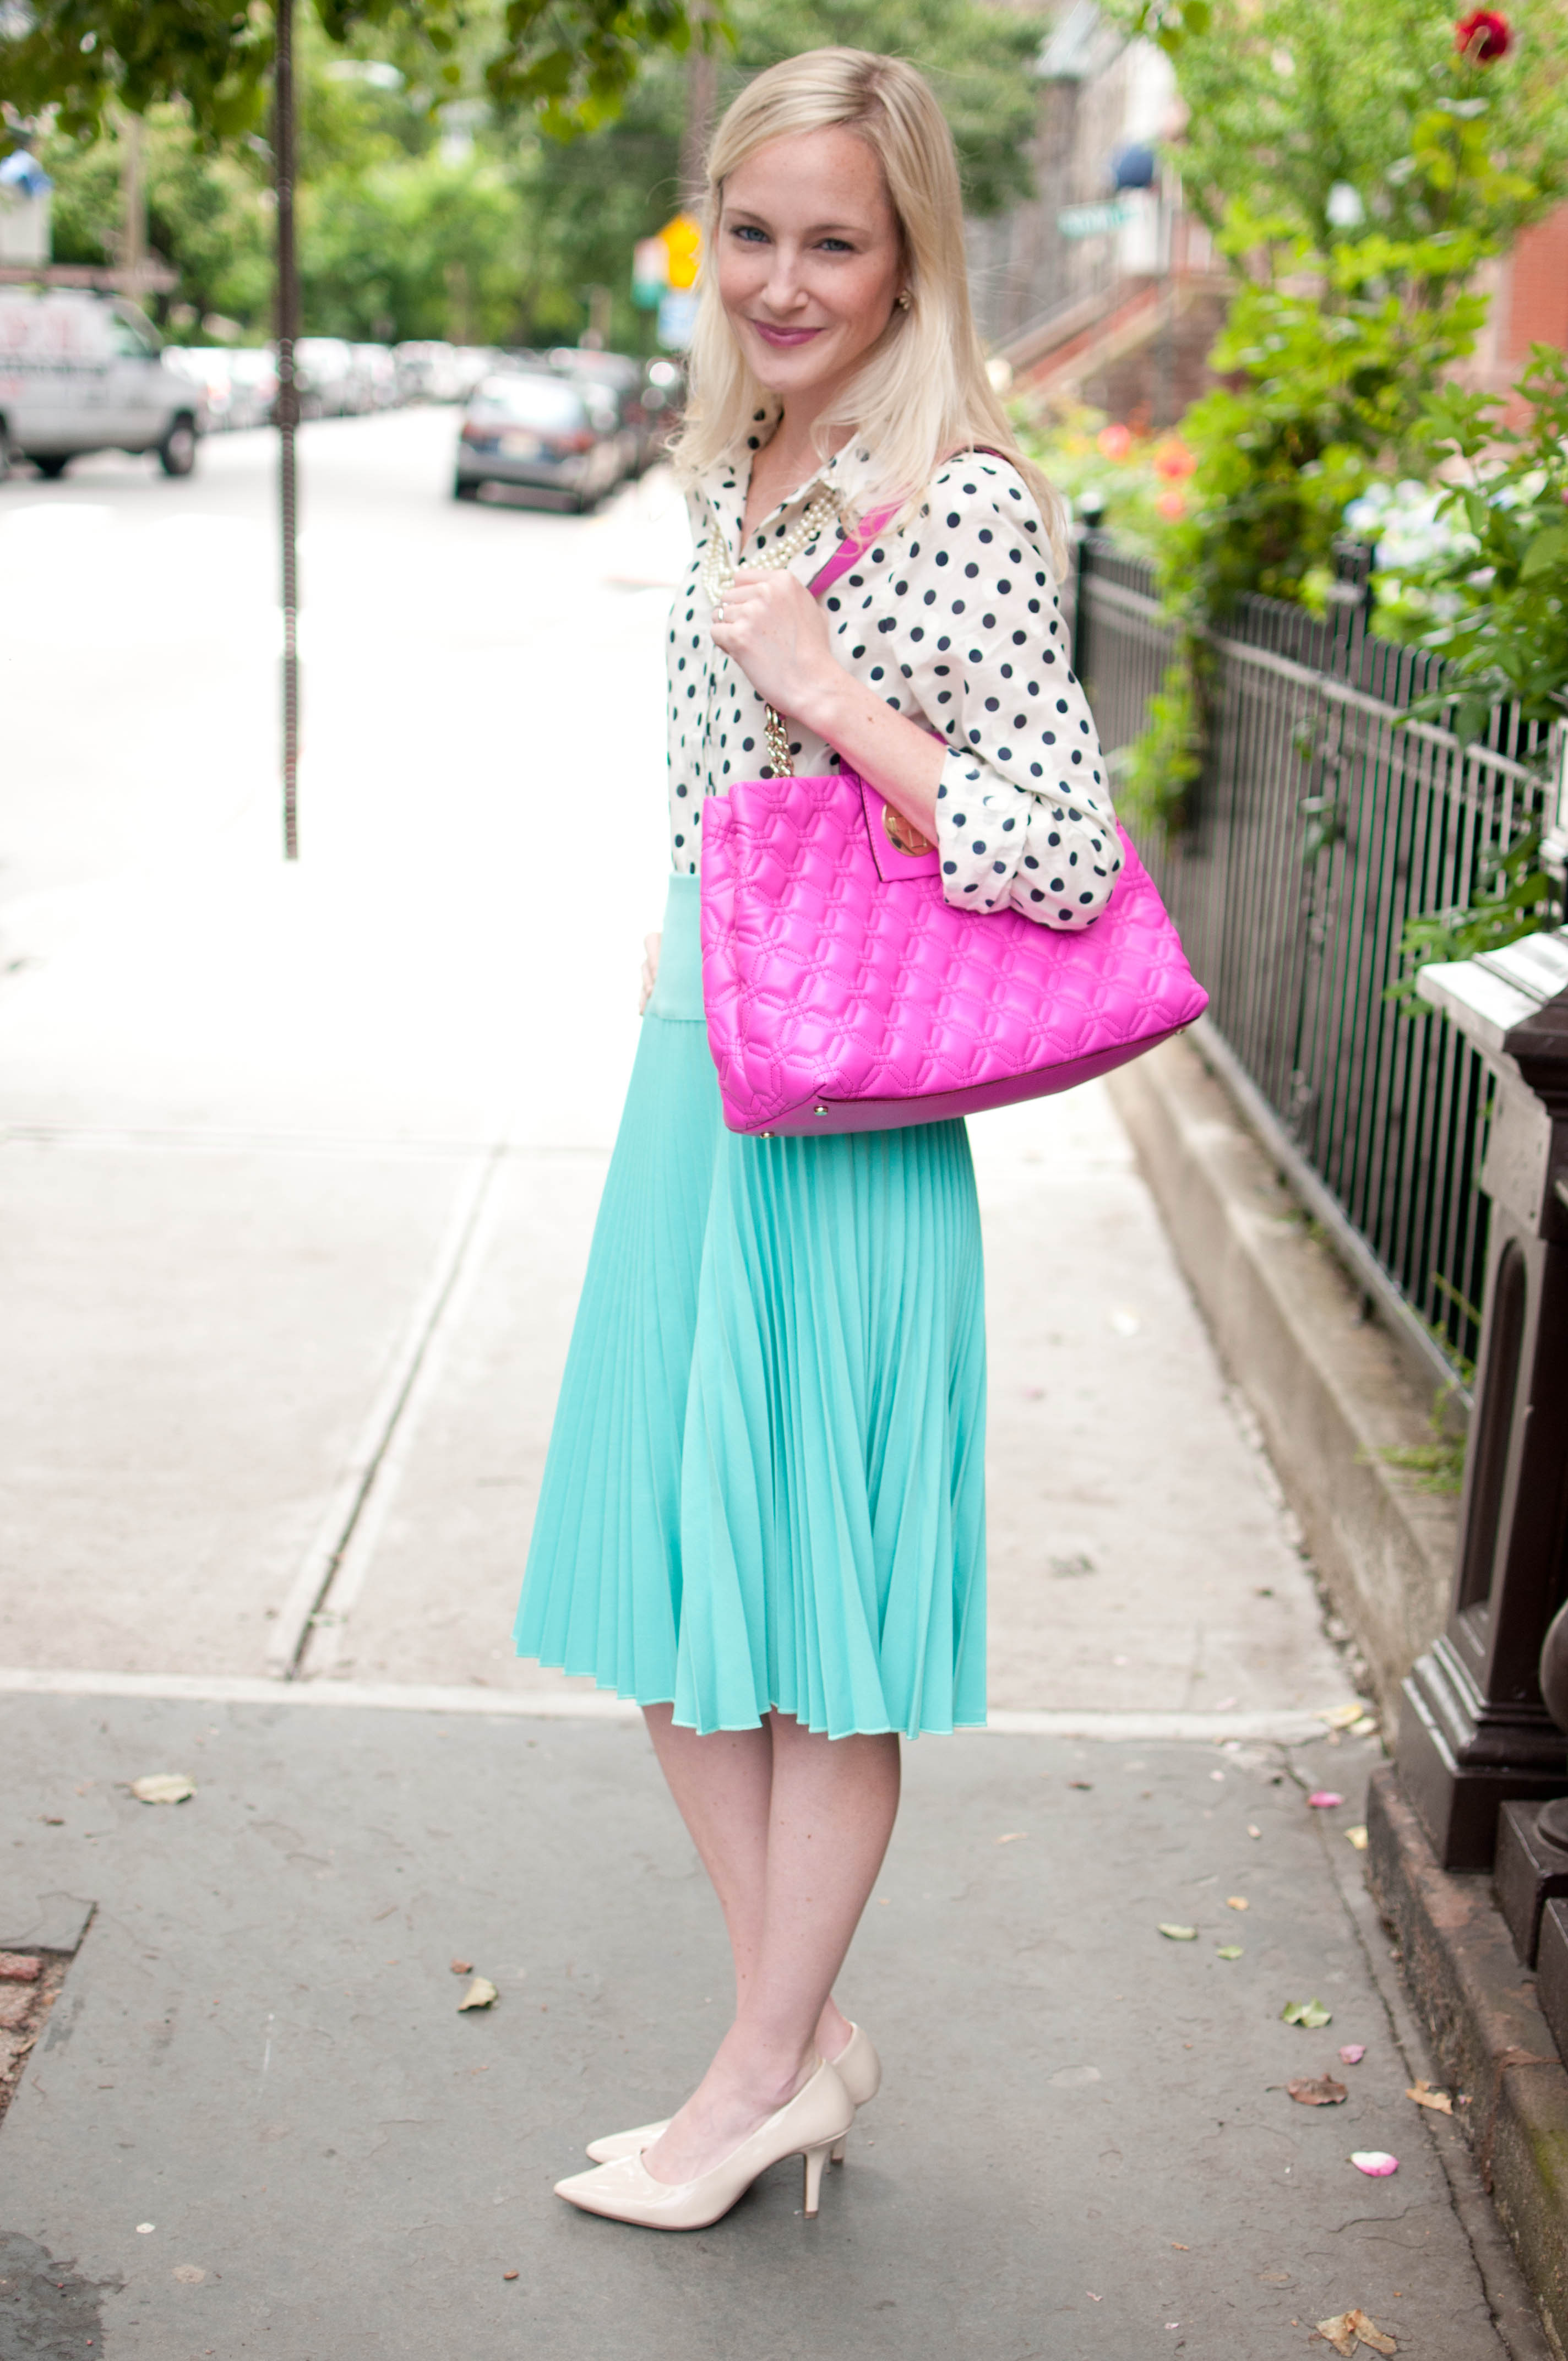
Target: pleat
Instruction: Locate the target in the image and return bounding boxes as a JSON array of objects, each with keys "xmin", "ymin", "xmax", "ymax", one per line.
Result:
[
  {"xmin": 672, "ymin": 1119, "xmax": 988, "ymax": 1740},
  {"xmin": 512, "ymin": 1006, "xmax": 720, "ymax": 1701}
]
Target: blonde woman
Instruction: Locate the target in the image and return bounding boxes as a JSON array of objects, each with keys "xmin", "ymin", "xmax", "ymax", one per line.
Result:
[{"xmin": 516, "ymin": 47, "xmax": 1119, "ymax": 2231}]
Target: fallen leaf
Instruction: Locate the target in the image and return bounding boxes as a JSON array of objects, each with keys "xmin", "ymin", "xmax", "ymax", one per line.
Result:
[
  {"xmin": 1349, "ymin": 2151, "xmax": 1398, "ymax": 2176},
  {"xmin": 1158, "ymin": 1924, "xmax": 1198, "ymax": 1941},
  {"xmin": 1247, "ymin": 1824, "xmax": 1262, "ymax": 1839},
  {"xmin": 1069, "ymin": 1779, "xmax": 1093, "ymax": 1790},
  {"xmin": 1216, "ymin": 1945, "xmax": 1244, "ymax": 1959},
  {"xmin": 130, "ymin": 1775, "xmax": 195, "ymax": 1805},
  {"xmin": 995, "ymin": 1831, "xmax": 1027, "ymax": 1845},
  {"xmin": 1170, "ymin": 2242, "xmax": 1189, "ymax": 2250},
  {"xmin": 458, "ymin": 1977, "xmax": 498, "ymax": 2012},
  {"xmin": 0, "ymin": 1956, "xmax": 42, "ymax": 1983},
  {"xmin": 1307, "ymin": 1791, "xmax": 1344, "ymax": 1809},
  {"xmin": 1344, "ymin": 1825, "xmax": 1369, "ymax": 1851},
  {"xmin": 1226, "ymin": 1896, "xmax": 1249, "ymax": 1911},
  {"xmin": 1406, "ymin": 2078, "xmax": 1453, "ymax": 2115},
  {"xmin": 1282, "ymin": 1998, "xmax": 1333, "ymax": 2027},
  {"xmin": 450, "ymin": 1957, "xmax": 473, "ymax": 1976},
  {"xmin": 1287, "ymin": 2074, "xmax": 1347, "ymax": 2106},
  {"xmin": 1339, "ymin": 2044, "xmax": 1366, "ymax": 2065},
  {"xmin": 503, "ymin": 2270, "xmax": 519, "ymax": 2281},
  {"xmin": 1351, "ymin": 1717, "xmax": 1380, "ymax": 1737},
  {"xmin": 1318, "ymin": 1705, "xmax": 1365, "ymax": 1729},
  {"xmin": 1315, "ymin": 2308, "xmax": 1397, "ymax": 2355}
]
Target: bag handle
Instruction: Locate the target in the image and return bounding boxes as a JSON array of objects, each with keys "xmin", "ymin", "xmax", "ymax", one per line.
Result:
[{"xmin": 762, "ymin": 505, "xmax": 897, "ymax": 775}]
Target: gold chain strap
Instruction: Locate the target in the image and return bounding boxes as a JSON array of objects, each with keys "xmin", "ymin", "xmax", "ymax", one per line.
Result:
[{"xmin": 764, "ymin": 704, "xmax": 794, "ymax": 777}]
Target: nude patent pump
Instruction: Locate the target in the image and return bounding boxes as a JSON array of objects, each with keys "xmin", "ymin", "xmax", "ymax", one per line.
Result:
[
  {"xmin": 584, "ymin": 2021, "xmax": 881, "ymax": 2167},
  {"xmin": 554, "ymin": 2057, "xmax": 854, "ymax": 2230}
]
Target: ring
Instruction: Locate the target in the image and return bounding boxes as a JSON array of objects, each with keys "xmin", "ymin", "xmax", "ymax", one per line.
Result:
[{"xmin": 712, "ymin": 603, "xmax": 726, "ymax": 625}]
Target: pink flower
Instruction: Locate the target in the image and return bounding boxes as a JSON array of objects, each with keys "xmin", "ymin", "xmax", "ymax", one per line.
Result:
[
  {"xmin": 1308, "ymin": 1791, "xmax": 1344, "ymax": 1808},
  {"xmin": 1351, "ymin": 2151, "xmax": 1399, "ymax": 2176},
  {"xmin": 1155, "ymin": 488, "xmax": 1188, "ymax": 520},
  {"xmin": 1096, "ymin": 423, "xmax": 1135, "ymax": 461},
  {"xmin": 1456, "ymin": 8, "xmax": 1511, "ymax": 59},
  {"xmin": 1154, "ymin": 440, "xmax": 1196, "ymax": 481},
  {"xmin": 1340, "ymin": 2043, "xmax": 1367, "ymax": 2065}
]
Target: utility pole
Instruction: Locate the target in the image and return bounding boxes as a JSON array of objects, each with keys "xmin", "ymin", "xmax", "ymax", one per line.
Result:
[
  {"xmin": 275, "ymin": 0, "xmax": 300, "ymax": 859},
  {"xmin": 117, "ymin": 110, "xmax": 146, "ymax": 303}
]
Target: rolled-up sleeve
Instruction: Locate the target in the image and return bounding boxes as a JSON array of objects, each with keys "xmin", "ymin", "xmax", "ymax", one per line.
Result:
[{"xmin": 900, "ymin": 460, "xmax": 1122, "ymax": 931}]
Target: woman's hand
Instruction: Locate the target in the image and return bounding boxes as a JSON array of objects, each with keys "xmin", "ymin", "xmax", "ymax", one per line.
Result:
[
  {"xmin": 709, "ymin": 568, "xmax": 841, "ymax": 736},
  {"xmin": 639, "ymin": 930, "xmax": 661, "ymax": 1015}
]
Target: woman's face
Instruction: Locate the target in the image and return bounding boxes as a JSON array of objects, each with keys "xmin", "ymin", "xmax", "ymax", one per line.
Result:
[{"xmin": 715, "ymin": 126, "xmax": 904, "ymax": 415}]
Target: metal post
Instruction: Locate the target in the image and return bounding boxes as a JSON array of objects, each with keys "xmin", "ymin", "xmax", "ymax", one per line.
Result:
[
  {"xmin": 1396, "ymin": 925, "xmax": 1568, "ymax": 1868},
  {"xmin": 275, "ymin": 0, "xmax": 300, "ymax": 861}
]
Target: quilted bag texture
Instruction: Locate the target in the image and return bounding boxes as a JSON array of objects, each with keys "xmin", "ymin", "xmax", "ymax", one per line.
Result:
[{"xmin": 699, "ymin": 770, "xmax": 1207, "ymax": 1136}]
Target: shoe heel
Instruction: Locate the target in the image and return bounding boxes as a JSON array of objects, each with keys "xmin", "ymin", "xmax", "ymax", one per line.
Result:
[
  {"xmin": 802, "ymin": 2141, "xmax": 834, "ymax": 2217},
  {"xmin": 830, "ymin": 2135, "xmax": 847, "ymax": 2165}
]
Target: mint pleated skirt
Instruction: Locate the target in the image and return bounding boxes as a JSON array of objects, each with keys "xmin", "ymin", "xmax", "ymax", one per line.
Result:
[{"xmin": 514, "ymin": 873, "xmax": 987, "ymax": 1738}]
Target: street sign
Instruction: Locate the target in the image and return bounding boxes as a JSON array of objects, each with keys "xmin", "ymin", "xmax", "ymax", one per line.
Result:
[{"xmin": 657, "ymin": 288, "xmax": 699, "ymax": 350}]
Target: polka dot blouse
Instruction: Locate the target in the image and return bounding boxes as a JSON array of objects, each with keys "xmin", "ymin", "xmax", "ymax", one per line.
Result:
[{"xmin": 667, "ymin": 431, "xmax": 1122, "ymax": 929}]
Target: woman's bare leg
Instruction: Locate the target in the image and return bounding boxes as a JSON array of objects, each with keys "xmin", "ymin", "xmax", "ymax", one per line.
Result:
[
  {"xmin": 642, "ymin": 1710, "xmax": 900, "ymax": 2184},
  {"xmin": 643, "ymin": 1705, "xmax": 860, "ymax": 2062}
]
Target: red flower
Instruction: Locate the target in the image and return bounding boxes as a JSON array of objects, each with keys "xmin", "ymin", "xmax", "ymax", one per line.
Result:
[{"xmin": 1455, "ymin": 8, "xmax": 1511, "ymax": 60}]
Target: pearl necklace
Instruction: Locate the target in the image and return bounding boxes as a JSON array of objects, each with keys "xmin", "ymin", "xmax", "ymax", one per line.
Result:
[{"xmin": 700, "ymin": 487, "xmax": 841, "ymax": 610}]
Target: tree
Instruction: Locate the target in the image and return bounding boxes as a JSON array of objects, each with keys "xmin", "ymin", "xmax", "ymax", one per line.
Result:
[{"xmin": 0, "ymin": 0, "xmax": 720, "ymax": 153}]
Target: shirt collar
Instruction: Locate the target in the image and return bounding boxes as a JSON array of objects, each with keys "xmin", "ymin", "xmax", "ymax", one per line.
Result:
[{"xmin": 696, "ymin": 421, "xmax": 873, "ymax": 554}]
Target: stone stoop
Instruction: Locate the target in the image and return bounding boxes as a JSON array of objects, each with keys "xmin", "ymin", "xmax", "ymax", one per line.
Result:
[{"xmin": 1367, "ymin": 1766, "xmax": 1568, "ymax": 2356}]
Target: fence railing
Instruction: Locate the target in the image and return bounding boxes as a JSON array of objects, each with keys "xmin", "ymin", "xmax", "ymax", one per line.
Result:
[{"xmin": 1073, "ymin": 534, "xmax": 1564, "ymax": 1402}]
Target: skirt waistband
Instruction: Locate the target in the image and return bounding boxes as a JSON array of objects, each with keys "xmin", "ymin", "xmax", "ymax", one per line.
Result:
[{"xmin": 647, "ymin": 871, "xmax": 704, "ymax": 1022}]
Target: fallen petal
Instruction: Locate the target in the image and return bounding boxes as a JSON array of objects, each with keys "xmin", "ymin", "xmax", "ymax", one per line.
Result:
[
  {"xmin": 1308, "ymin": 1792, "xmax": 1344, "ymax": 1809},
  {"xmin": 1158, "ymin": 1924, "xmax": 1198, "ymax": 1941},
  {"xmin": 1406, "ymin": 2079, "xmax": 1453, "ymax": 2114},
  {"xmin": 1345, "ymin": 1825, "xmax": 1369, "ymax": 1851},
  {"xmin": 1247, "ymin": 1824, "xmax": 1262, "ymax": 1839},
  {"xmin": 1318, "ymin": 1704, "xmax": 1365, "ymax": 1730},
  {"xmin": 1339, "ymin": 2044, "xmax": 1367, "ymax": 2065},
  {"xmin": 1349, "ymin": 2151, "xmax": 1399, "ymax": 2176},
  {"xmin": 129, "ymin": 1775, "xmax": 195, "ymax": 1805},
  {"xmin": 995, "ymin": 1832, "xmax": 1028, "ymax": 1845},
  {"xmin": 450, "ymin": 1957, "xmax": 473, "ymax": 1976},
  {"xmin": 1226, "ymin": 1896, "xmax": 1249, "ymax": 1910},
  {"xmin": 458, "ymin": 1977, "xmax": 499, "ymax": 2012},
  {"xmin": 1216, "ymin": 1944, "xmax": 1244, "ymax": 1959},
  {"xmin": 1287, "ymin": 2074, "xmax": 1347, "ymax": 2106}
]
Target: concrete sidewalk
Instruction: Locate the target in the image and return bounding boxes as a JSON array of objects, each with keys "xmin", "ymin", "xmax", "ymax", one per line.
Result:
[{"xmin": 2, "ymin": 1691, "xmax": 1547, "ymax": 2360}]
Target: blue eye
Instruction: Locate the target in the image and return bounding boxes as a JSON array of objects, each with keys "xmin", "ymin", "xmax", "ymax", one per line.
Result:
[
  {"xmin": 819, "ymin": 238, "xmax": 853, "ymax": 253},
  {"xmin": 731, "ymin": 224, "xmax": 768, "ymax": 243}
]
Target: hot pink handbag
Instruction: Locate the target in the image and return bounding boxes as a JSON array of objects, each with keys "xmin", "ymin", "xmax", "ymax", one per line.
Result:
[{"xmin": 699, "ymin": 510, "xmax": 1207, "ymax": 1138}]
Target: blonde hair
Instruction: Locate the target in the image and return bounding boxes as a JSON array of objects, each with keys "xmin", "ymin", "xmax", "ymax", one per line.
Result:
[{"xmin": 668, "ymin": 48, "xmax": 1069, "ymax": 577}]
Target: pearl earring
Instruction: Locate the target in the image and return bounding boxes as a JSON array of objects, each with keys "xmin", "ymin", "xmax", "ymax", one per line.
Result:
[{"xmin": 896, "ymin": 289, "xmax": 912, "ymax": 309}]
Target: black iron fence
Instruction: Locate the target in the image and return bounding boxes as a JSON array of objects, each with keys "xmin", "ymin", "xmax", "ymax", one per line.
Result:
[{"xmin": 1074, "ymin": 534, "xmax": 1562, "ymax": 1400}]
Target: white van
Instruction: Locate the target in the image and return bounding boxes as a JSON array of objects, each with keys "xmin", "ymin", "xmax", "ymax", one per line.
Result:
[{"xmin": 0, "ymin": 290, "xmax": 200, "ymax": 481}]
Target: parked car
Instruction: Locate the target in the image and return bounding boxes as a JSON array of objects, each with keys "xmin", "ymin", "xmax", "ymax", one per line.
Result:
[
  {"xmin": 0, "ymin": 290, "xmax": 199, "ymax": 479},
  {"xmin": 224, "ymin": 347, "xmax": 279, "ymax": 430},
  {"xmin": 293, "ymin": 336, "xmax": 358, "ymax": 417},
  {"xmin": 395, "ymin": 340, "xmax": 465, "ymax": 403},
  {"xmin": 453, "ymin": 369, "xmax": 626, "ymax": 509},
  {"xmin": 548, "ymin": 349, "xmax": 654, "ymax": 478},
  {"xmin": 353, "ymin": 343, "xmax": 400, "ymax": 410}
]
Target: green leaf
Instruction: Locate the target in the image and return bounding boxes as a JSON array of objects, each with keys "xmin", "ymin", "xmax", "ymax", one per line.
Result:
[
  {"xmin": 1520, "ymin": 524, "xmax": 1568, "ymax": 581},
  {"xmin": 1216, "ymin": 1944, "xmax": 1245, "ymax": 1959},
  {"xmin": 1158, "ymin": 1923, "xmax": 1199, "ymax": 1941},
  {"xmin": 1281, "ymin": 1997, "xmax": 1333, "ymax": 2027}
]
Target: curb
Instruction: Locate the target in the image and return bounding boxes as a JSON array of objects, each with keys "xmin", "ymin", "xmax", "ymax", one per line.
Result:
[
  {"xmin": 1366, "ymin": 1766, "xmax": 1568, "ymax": 2357},
  {"xmin": 1107, "ymin": 1037, "xmax": 1460, "ymax": 1735}
]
